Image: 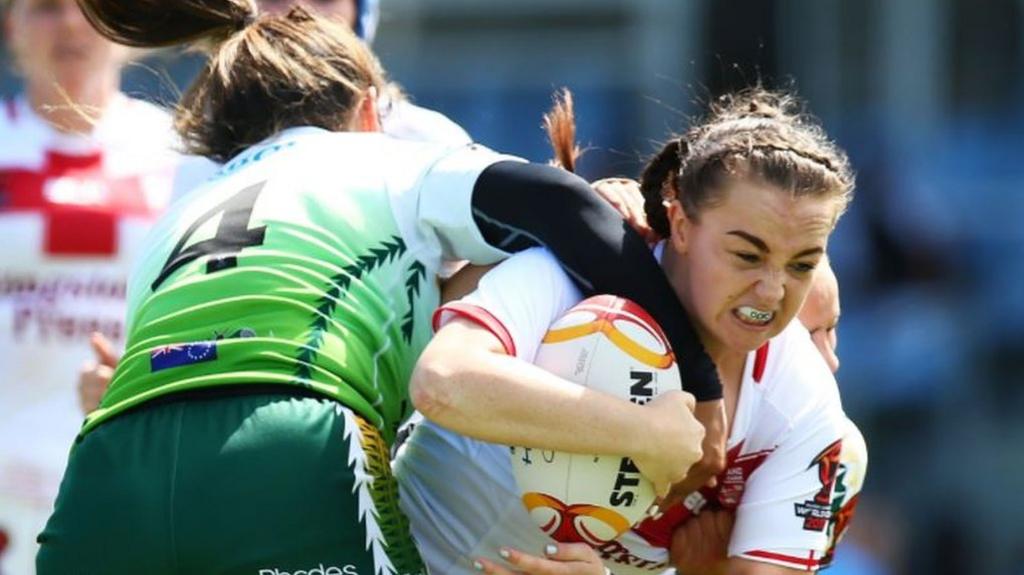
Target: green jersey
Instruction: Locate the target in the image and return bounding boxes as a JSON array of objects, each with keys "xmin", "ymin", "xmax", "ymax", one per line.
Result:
[{"xmin": 83, "ymin": 127, "xmax": 518, "ymax": 443}]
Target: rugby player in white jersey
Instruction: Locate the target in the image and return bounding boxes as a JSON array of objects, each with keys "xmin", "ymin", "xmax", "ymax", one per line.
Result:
[
  {"xmin": 592, "ymin": 169, "xmax": 863, "ymax": 575},
  {"xmin": 581, "ymin": 104, "xmax": 862, "ymax": 575},
  {"xmin": 0, "ymin": 0, "xmax": 211, "ymax": 571},
  {"xmin": 592, "ymin": 173, "xmax": 859, "ymax": 572},
  {"xmin": 394, "ymin": 88, "xmax": 865, "ymax": 575}
]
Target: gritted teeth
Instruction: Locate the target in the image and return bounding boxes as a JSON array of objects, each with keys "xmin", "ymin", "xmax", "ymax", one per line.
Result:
[{"xmin": 736, "ymin": 306, "xmax": 775, "ymax": 325}]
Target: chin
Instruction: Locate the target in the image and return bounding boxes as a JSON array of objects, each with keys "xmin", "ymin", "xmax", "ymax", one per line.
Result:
[
  {"xmin": 724, "ymin": 327, "xmax": 774, "ymax": 356},
  {"xmin": 737, "ymin": 336, "xmax": 769, "ymax": 354}
]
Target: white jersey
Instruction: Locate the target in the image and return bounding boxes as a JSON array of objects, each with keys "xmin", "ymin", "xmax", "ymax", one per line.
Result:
[
  {"xmin": 607, "ymin": 380, "xmax": 865, "ymax": 574},
  {"xmin": 382, "ymin": 100, "xmax": 472, "ymax": 147},
  {"xmin": 394, "ymin": 247, "xmax": 866, "ymax": 575},
  {"xmin": 0, "ymin": 94, "xmax": 204, "ymax": 574}
]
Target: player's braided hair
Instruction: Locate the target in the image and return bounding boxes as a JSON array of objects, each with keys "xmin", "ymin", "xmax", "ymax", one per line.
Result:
[
  {"xmin": 641, "ymin": 88, "xmax": 855, "ymax": 237},
  {"xmin": 76, "ymin": 0, "xmax": 385, "ymax": 162}
]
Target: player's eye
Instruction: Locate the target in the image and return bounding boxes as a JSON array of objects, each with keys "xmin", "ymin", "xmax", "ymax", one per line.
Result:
[
  {"xmin": 789, "ymin": 261, "xmax": 816, "ymax": 275},
  {"xmin": 733, "ymin": 252, "xmax": 760, "ymax": 264}
]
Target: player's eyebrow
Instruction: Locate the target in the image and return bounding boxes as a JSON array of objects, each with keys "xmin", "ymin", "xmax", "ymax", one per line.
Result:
[
  {"xmin": 794, "ymin": 247, "xmax": 825, "ymax": 258},
  {"xmin": 727, "ymin": 230, "xmax": 824, "ymax": 259},
  {"xmin": 727, "ymin": 230, "xmax": 769, "ymax": 252}
]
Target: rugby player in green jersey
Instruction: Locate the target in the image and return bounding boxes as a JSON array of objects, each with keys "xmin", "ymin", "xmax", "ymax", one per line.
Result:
[{"xmin": 37, "ymin": 2, "xmax": 721, "ymax": 574}]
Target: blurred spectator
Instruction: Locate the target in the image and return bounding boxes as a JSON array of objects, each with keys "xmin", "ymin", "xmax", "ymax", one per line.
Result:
[{"xmin": 0, "ymin": 0, "xmax": 206, "ymax": 572}]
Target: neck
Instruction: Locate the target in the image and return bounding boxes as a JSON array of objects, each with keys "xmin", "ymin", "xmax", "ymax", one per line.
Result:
[{"xmin": 26, "ymin": 72, "xmax": 119, "ymax": 134}]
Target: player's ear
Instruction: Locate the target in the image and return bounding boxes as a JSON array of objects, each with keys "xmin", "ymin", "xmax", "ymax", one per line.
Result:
[
  {"xmin": 352, "ymin": 86, "xmax": 381, "ymax": 133},
  {"xmin": 666, "ymin": 199, "xmax": 692, "ymax": 254}
]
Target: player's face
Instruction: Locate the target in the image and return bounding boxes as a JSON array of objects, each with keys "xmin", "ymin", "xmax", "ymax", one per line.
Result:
[
  {"xmin": 798, "ymin": 258, "xmax": 841, "ymax": 372},
  {"xmin": 5, "ymin": 0, "xmax": 125, "ymax": 94},
  {"xmin": 664, "ymin": 177, "xmax": 838, "ymax": 360},
  {"xmin": 258, "ymin": 0, "xmax": 357, "ymax": 27}
]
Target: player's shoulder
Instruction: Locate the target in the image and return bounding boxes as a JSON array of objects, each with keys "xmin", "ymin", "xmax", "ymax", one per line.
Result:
[
  {"xmin": 383, "ymin": 99, "xmax": 471, "ymax": 146},
  {"xmin": 755, "ymin": 320, "xmax": 842, "ymax": 416},
  {"xmin": 288, "ymin": 126, "xmax": 456, "ymax": 168},
  {"xmin": 471, "ymin": 248, "xmax": 579, "ymax": 313},
  {"xmin": 494, "ymin": 246, "xmax": 562, "ymax": 271},
  {"xmin": 462, "ymin": 247, "xmax": 582, "ymax": 361},
  {"xmin": 245, "ymin": 123, "xmax": 499, "ymax": 179},
  {"xmin": 479, "ymin": 247, "xmax": 575, "ymax": 295}
]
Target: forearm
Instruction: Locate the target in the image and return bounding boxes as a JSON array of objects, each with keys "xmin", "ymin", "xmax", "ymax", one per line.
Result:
[{"xmin": 411, "ymin": 334, "xmax": 653, "ymax": 457}]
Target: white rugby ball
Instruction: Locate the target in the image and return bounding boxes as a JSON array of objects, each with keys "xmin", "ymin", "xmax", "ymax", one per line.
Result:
[{"xmin": 510, "ymin": 294, "xmax": 680, "ymax": 546}]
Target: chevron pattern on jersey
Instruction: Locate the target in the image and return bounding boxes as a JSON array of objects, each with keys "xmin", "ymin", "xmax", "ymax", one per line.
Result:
[{"xmin": 295, "ymin": 235, "xmax": 409, "ymax": 382}]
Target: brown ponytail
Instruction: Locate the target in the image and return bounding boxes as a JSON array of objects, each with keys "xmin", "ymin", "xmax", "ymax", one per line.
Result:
[
  {"xmin": 639, "ymin": 139, "xmax": 685, "ymax": 238},
  {"xmin": 543, "ymin": 88, "xmax": 582, "ymax": 173},
  {"xmin": 76, "ymin": 0, "xmax": 257, "ymax": 49},
  {"xmin": 76, "ymin": 0, "xmax": 384, "ymax": 162}
]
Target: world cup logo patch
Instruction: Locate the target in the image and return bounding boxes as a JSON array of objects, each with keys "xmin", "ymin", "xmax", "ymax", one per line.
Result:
[{"xmin": 794, "ymin": 439, "xmax": 842, "ymax": 532}]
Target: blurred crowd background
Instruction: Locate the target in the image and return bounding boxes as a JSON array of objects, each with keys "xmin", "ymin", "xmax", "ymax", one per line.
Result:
[{"xmin": 3, "ymin": 0, "xmax": 1022, "ymax": 573}]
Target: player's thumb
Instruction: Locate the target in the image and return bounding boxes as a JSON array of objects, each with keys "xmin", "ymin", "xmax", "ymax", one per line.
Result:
[{"xmin": 90, "ymin": 332, "xmax": 119, "ymax": 367}]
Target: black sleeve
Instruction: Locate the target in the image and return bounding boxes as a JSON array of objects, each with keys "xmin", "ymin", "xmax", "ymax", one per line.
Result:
[{"xmin": 471, "ymin": 160, "xmax": 722, "ymax": 401}]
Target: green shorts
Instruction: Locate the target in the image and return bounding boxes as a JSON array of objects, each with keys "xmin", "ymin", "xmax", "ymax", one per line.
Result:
[{"xmin": 37, "ymin": 387, "xmax": 424, "ymax": 575}]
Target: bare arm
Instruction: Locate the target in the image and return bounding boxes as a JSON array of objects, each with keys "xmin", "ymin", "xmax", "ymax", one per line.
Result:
[{"xmin": 410, "ymin": 317, "xmax": 704, "ymax": 496}]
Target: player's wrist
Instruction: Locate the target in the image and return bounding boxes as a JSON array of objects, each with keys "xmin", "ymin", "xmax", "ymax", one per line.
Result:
[
  {"xmin": 631, "ymin": 391, "xmax": 699, "ymax": 479},
  {"xmin": 629, "ymin": 401, "xmax": 668, "ymax": 464}
]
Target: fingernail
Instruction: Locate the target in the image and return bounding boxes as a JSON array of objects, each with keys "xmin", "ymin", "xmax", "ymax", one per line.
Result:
[
  {"xmin": 498, "ymin": 548, "xmax": 510, "ymax": 559},
  {"xmin": 545, "ymin": 544, "xmax": 558, "ymax": 556},
  {"xmin": 473, "ymin": 560, "xmax": 484, "ymax": 571}
]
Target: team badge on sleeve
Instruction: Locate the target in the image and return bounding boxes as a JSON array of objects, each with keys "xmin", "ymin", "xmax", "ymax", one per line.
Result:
[
  {"xmin": 821, "ymin": 420, "xmax": 868, "ymax": 567},
  {"xmin": 794, "ymin": 439, "xmax": 842, "ymax": 531}
]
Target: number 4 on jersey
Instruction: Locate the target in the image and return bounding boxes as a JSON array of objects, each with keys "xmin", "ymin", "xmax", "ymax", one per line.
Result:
[{"xmin": 152, "ymin": 183, "xmax": 267, "ymax": 290}]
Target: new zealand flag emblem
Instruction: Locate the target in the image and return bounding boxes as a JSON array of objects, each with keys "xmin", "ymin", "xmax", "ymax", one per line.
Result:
[{"xmin": 150, "ymin": 341, "xmax": 218, "ymax": 372}]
